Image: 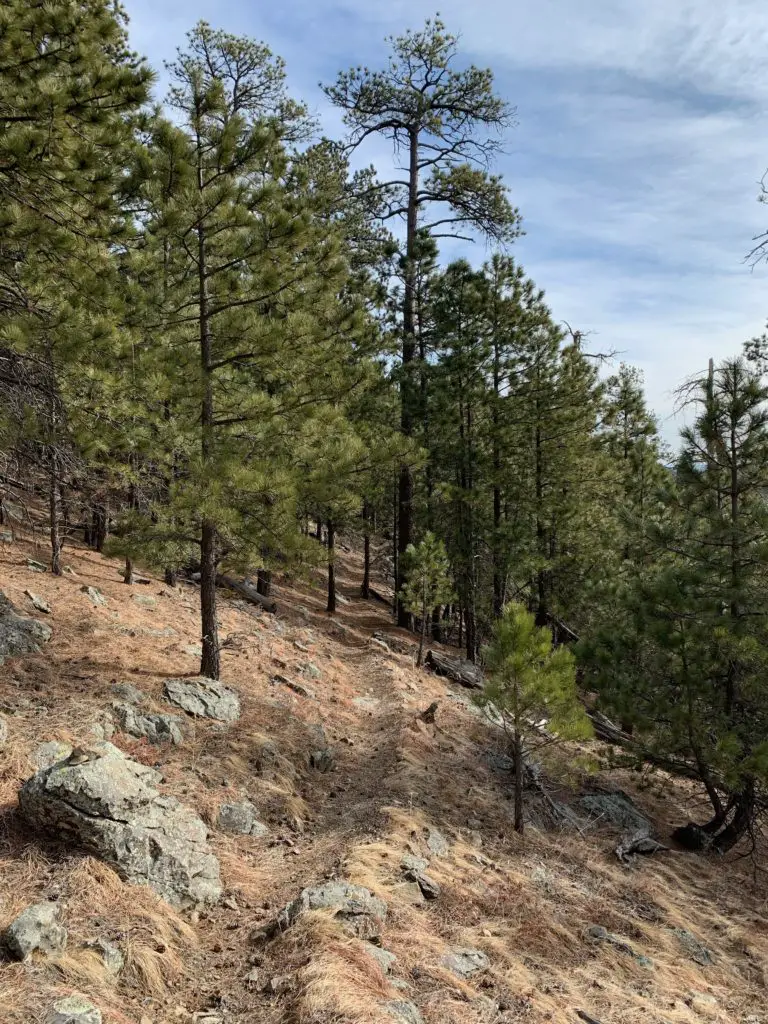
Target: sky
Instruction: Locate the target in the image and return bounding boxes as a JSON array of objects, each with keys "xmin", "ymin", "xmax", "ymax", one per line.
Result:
[{"xmin": 124, "ymin": 0, "xmax": 768, "ymax": 439}]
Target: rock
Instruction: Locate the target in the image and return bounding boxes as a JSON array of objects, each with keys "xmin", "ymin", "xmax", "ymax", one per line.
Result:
[
  {"xmin": 5, "ymin": 902, "xmax": 67, "ymax": 959},
  {"xmin": 385, "ymin": 1000, "xmax": 423, "ymax": 1024},
  {"xmin": 615, "ymin": 829, "xmax": 668, "ymax": 864},
  {"xmin": 302, "ymin": 661, "xmax": 322, "ymax": 680},
  {"xmin": 687, "ymin": 992, "xmax": 718, "ymax": 1015},
  {"xmin": 270, "ymin": 881, "xmax": 387, "ymax": 940},
  {"xmin": 49, "ymin": 995, "xmax": 102, "ymax": 1024},
  {"xmin": 81, "ymin": 586, "xmax": 107, "ymax": 607},
  {"xmin": 111, "ymin": 681, "xmax": 145, "ymax": 705},
  {"xmin": 443, "ymin": 947, "xmax": 490, "ymax": 977},
  {"xmin": 164, "ymin": 677, "xmax": 241, "ymax": 722},
  {"xmin": 26, "ymin": 558, "xmax": 47, "ymax": 572},
  {"xmin": 0, "ymin": 529, "xmax": 13, "ymax": 543},
  {"xmin": 0, "ymin": 590, "xmax": 53, "ymax": 664},
  {"xmin": 674, "ymin": 928, "xmax": 714, "ymax": 966},
  {"xmin": 285, "ymin": 679, "xmax": 316, "ymax": 699},
  {"xmin": 400, "ymin": 853, "xmax": 429, "ymax": 873},
  {"xmin": 217, "ymin": 801, "xmax": 268, "ymax": 837},
  {"xmin": 267, "ymin": 974, "xmax": 294, "ymax": 994},
  {"xmin": 0, "ymin": 714, "xmax": 8, "ymax": 746},
  {"xmin": 365, "ymin": 943, "xmax": 397, "ymax": 974},
  {"xmin": 84, "ymin": 937, "xmax": 124, "ymax": 973},
  {"xmin": 405, "ymin": 870, "xmax": 440, "ymax": 900},
  {"xmin": 88, "ymin": 711, "xmax": 115, "ymax": 741},
  {"xmin": 19, "ymin": 748, "xmax": 221, "ymax": 907},
  {"xmin": 352, "ymin": 696, "xmax": 380, "ymax": 712},
  {"xmin": 183, "ymin": 643, "xmax": 203, "ymax": 658},
  {"xmin": 426, "ymin": 827, "xmax": 450, "ymax": 857},
  {"xmin": 34, "ymin": 740, "xmax": 74, "ymax": 769},
  {"xmin": 25, "ymin": 590, "xmax": 51, "ymax": 614},
  {"xmin": 131, "ymin": 594, "xmax": 156, "ymax": 608},
  {"xmin": 587, "ymin": 925, "xmax": 653, "ymax": 967},
  {"xmin": 309, "ymin": 748, "xmax": 335, "ymax": 772},
  {"xmin": 579, "ymin": 791, "xmax": 650, "ymax": 832},
  {"xmin": 112, "ymin": 702, "xmax": 185, "ymax": 745}
]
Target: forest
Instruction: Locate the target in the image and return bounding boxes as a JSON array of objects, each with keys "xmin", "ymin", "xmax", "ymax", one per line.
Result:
[{"xmin": 3, "ymin": 0, "xmax": 768, "ymax": 862}]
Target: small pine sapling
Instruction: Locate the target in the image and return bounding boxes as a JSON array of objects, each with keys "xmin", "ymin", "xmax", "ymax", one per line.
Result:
[{"xmin": 400, "ymin": 532, "xmax": 454, "ymax": 666}]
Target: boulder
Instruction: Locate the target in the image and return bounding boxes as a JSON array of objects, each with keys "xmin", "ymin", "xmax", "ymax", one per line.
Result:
[
  {"xmin": 49, "ymin": 995, "xmax": 101, "ymax": 1024},
  {"xmin": 579, "ymin": 791, "xmax": 649, "ymax": 832},
  {"xmin": 443, "ymin": 947, "xmax": 490, "ymax": 977},
  {"xmin": 80, "ymin": 586, "xmax": 107, "ymax": 607},
  {"xmin": 25, "ymin": 590, "xmax": 51, "ymax": 614},
  {"xmin": 112, "ymin": 702, "xmax": 185, "ymax": 745},
  {"xmin": 365, "ymin": 943, "xmax": 397, "ymax": 974},
  {"xmin": 5, "ymin": 902, "xmax": 67, "ymax": 959},
  {"xmin": 404, "ymin": 869, "xmax": 440, "ymax": 900},
  {"xmin": 111, "ymin": 681, "xmax": 145, "ymax": 705},
  {"xmin": 266, "ymin": 881, "xmax": 386, "ymax": 941},
  {"xmin": 217, "ymin": 801, "xmax": 268, "ymax": 837},
  {"xmin": 19, "ymin": 747, "xmax": 221, "ymax": 907},
  {"xmin": 0, "ymin": 590, "xmax": 52, "ymax": 665},
  {"xmin": 164, "ymin": 677, "xmax": 241, "ymax": 722}
]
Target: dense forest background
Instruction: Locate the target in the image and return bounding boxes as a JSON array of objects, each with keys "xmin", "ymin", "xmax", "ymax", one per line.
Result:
[{"xmin": 4, "ymin": 0, "xmax": 768, "ymax": 853}]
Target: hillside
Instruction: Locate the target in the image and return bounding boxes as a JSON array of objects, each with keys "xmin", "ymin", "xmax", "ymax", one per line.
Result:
[{"xmin": 0, "ymin": 530, "xmax": 765, "ymax": 1024}]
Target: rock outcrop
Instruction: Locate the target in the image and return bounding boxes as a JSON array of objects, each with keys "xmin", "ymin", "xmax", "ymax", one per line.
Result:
[
  {"xmin": 164, "ymin": 677, "xmax": 241, "ymax": 722},
  {"xmin": 0, "ymin": 590, "xmax": 52, "ymax": 665},
  {"xmin": 112, "ymin": 702, "xmax": 186, "ymax": 745},
  {"xmin": 19, "ymin": 746, "xmax": 221, "ymax": 907},
  {"xmin": 259, "ymin": 881, "xmax": 387, "ymax": 942}
]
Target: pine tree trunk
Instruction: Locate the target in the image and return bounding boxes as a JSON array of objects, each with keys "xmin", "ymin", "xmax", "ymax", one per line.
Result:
[
  {"xmin": 49, "ymin": 454, "xmax": 62, "ymax": 577},
  {"xmin": 124, "ymin": 557, "xmax": 133, "ymax": 584},
  {"xmin": 513, "ymin": 725, "xmax": 524, "ymax": 834},
  {"xmin": 164, "ymin": 567, "xmax": 177, "ymax": 587},
  {"xmin": 392, "ymin": 472, "xmax": 399, "ymax": 621},
  {"xmin": 492, "ymin": 328, "xmax": 504, "ymax": 618},
  {"xmin": 92, "ymin": 504, "xmax": 107, "ymax": 553},
  {"xmin": 417, "ymin": 605, "xmax": 427, "ymax": 667},
  {"xmin": 431, "ymin": 605, "xmax": 442, "ymax": 642},
  {"xmin": 396, "ymin": 128, "xmax": 420, "ymax": 629},
  {"xmin": 256, "ymin": 569, "xmax": 272, "ymax": 598},
  {"xmin": 200, "ymin": 520, "xmax": 220, "ymax": 679},
  {"xmin": 196, "ymin": 125, "xmax": 219, "ymax": 681},
  {"xmin": 326, "ymin": 520, "xmax": 336, "ymax": 614},
  {"xmin": 361, "ymin": 501, "xmax": 371, "ymax": 599}
]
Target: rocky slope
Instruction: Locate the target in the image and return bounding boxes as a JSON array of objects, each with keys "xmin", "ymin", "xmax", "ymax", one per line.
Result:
[{"xmin": 0, "ymin": 532, "xmax": 765, "ymax": 1024}]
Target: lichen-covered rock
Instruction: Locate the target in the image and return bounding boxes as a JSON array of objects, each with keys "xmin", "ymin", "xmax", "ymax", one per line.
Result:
[
  {"xmin": 80, "ymin": 586, "xmax": 107, "ymax": 607},
  {"xmin": 49, "ymin": 994, "xmax": 102, "ymax": 1024},
  {"xmin": 34, "ymin": 740, "xmax": 74, "ymax": 770},
  {"xmin": 25, "ymin": 590, "xmax": 51, "ymax": 614},
  {"xmin": 267, "ymin": 881, "xmax": 387, "ymax": 941},
  {"xmin": 111, "ymin": 681, "xmax": 145, "ymax": 705},
  {"xmin": 19, "ymin": 747, "xmax": 221, "ymax": 907},
  {"xmin": 217, "ymin": 800, "xmax": 267, "ymax": 836},
  {"xmin": 579, "ymin": 791, "xmax": 649, "ymax": 832},
  {"xmin": 425, "ymin": 827, "xmax": 450, "ymax": 857},
  {"xmin": 442, "ymin": 947, "xmax": 490, "ymax": 977},
  {"xmin": 112, "ymin": 702, "xmax": 185, "ymax": 745},
  {"xmin": 0, "ymin": 590, "xmax": 52, "ymax": 665},
  {"xmin": 164, "ymin": 677, "xmax": 241, "ymax": 722},
  {"xmin": 5, "ymin": 902, "xmax": 67, "ymax": 959}
]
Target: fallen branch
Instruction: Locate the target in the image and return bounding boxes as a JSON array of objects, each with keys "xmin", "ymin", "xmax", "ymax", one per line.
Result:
[{"xmin": 218, "ymin": 574, "xmax": 277, "ymax": 614}]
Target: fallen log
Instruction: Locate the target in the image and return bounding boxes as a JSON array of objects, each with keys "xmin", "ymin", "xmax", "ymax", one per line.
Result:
[
  {"xmin": 424, "ymin": 649, "xmax": 484, "ymax": 691},
  {"xmin": 218, "ymin": 574, "xmax": 277, "ymax": 614}
]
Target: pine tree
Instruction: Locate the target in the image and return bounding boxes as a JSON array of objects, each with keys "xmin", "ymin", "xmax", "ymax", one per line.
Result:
[
  {"xmin": 400, "ymin": 532, "xmax": 454, "ymax": 666},
  {"xmin": 479, "ymin": 602, "xmax": 590, "ymax": 833},
  {"xmin": 324, "ymin": 18, "xmax": 519, "ymax": 627}
]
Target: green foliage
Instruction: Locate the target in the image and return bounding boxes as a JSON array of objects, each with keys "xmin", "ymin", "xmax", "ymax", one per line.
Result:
[{"xmin": 400, "ymin": 532, "xmax": 454, "ymax": 664}]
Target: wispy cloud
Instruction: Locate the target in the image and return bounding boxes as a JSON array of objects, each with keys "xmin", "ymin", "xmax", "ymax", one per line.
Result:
[{"xmin": 125, "ymin": 0, "xmax": 768, "ymax": 440}]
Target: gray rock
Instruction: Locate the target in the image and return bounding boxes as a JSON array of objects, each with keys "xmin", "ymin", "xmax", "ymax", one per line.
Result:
[
  {"xmin": 80, "ymin": 586, "xmax": 107, "ymax": 607},
  {"xmin": 674, "ymin": 928, "xmax": 714, "ymax": 966},
  {"xmin": 272, "ymin": 881, "xmax": 386, "ymax": 940},
  {"xmin": 111, "ymin": 681, "xmax": 145, "ymax": 705},
  {"xmin": 34, "ymin": 740, "xmax": 73, "ymax": 770},
  {"xmin": 26, "ymin": 558, "xmax": 47, "ymax": 572},
  {"xmin": 310, "ymin": 748, "xmax": 335, "ymax": 772},
  {"xmin": 112, "ymin": 702, "xmax": 185, "ymax": 745},
  {"xmin": 352, "ymin": 696, "xmax": 380, "ymax": 712},
  {"xmin": 400, "ymin": 853, "xmax": 429, "ymax": 873},
  {"xmin": 587, "ymin": 925, "xmax": 653, "ymax": 967},
  {"xmin": 426, "ymin": 827, "xmax": 450, "ymax": 857},
  {"xmin": 25, "ymin": 590, "xmax": 51, "ymax": 614},
  {"xmin": 88, "ymin": 711, "xmax": 115, "ymax": 742},
  {"xmin": 365, "ymin": 943, "xmax": 397, "ymax": 974},
  {"xmin": 83, "ymin": 937, "xmax": 124, "ymax": 974},
  {"xmin": 19, "ymin": 748, "xmax": 221, "ymax": 907},
  {"xmin": 286, "ymin": 679, "xmax": 316, "ymax": 699},
  {"xmin": 217, "ymin": 800, "xmax": 267, "ymax": 837},
  {"xmin": 49, "ymin": 995, "xmax": 102, "ymax": 1024},
  {"xmin": 164, "ymin": 677, "xmax": 241, "ymax": 722},
  {"xmin": 579, "ymin": 791, "xmax": 650, "ymax": 832},
  {"xmin": 443, "ymin": 947, "xmax": 490, "ymax": 977},
  {"xmin": 0, "ymin": 590, "xmax": 53, "ymax": 664},
  {"xmin": 131, "ymin": 594, "xmax": 156, "ymax": 608},
  {"xmin": 5, "ymin": 902, "xmax": 67, "ymax": 959},
  {"xmin": 385, "ymin": 1000, "xmax": 423, "ymax": 1024},
  {"xmin": 405, "ymin": 870, "xmax": 440, "ymax": 900},
  {"xmin": 0, "ymin": 714, "xmax": 8, "ymax": 746},
  {"xmin": 0, "ymin": 530, "xmax": 13, "ymax": 543},
  {"xmin": 302, "ymin": 662, "xmax": 322, "ymax": 680},
  {"xmin": 183, "ymin": 643, "xmax": 203, "ymax": 658}
]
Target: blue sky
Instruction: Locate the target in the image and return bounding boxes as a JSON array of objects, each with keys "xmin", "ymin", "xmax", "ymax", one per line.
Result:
[{"xmin": 125, "ymin": 0, "xmax": 768, "ymax": 439}]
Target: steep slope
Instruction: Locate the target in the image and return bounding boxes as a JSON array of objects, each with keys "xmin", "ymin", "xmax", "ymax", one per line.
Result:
[{"xmin": 0, "ymin": 532, "xmax": 765, "ymax": 1024}]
